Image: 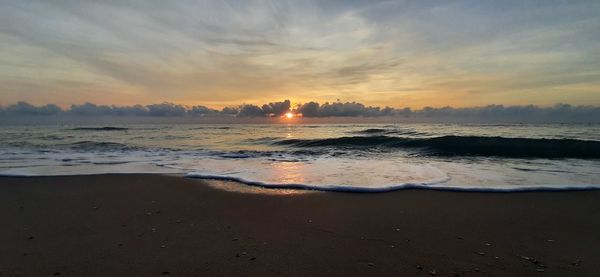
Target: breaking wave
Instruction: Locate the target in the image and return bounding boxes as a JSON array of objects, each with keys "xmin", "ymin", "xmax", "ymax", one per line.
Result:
[{"xmin": 274, "ymin": 135, "xmax": 600, "ymax": 158}]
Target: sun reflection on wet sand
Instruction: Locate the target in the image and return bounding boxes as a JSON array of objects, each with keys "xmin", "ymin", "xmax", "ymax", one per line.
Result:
[{"xmin": 203, "ymin": 179, "xmax": 315, "ymax": 195}]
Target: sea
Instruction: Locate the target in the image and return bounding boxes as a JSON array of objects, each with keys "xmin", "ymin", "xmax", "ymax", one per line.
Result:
[{"xmin": 1, "ymin": 123, "xmax": 600, "ymax": 192}]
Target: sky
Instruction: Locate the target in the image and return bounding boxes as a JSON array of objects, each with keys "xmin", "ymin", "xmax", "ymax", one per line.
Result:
[{"xmin": 1, "ymin": 0, "xmax": 599, "ymax": 109}]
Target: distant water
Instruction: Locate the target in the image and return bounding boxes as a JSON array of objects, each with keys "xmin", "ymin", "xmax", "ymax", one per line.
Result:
[{"xmin": 1, "ymin": 123, "xmax": 600, "ymax": 192}]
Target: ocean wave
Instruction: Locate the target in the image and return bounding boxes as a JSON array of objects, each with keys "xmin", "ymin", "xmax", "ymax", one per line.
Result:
[
  {"xmin": 72, "ymin": 127, "xmax": 129, "ymax": 131},
  {"xmin": 39, "ymin": 135, "xmax": 65, "ymax": 140},
  {"xmin": 355, "ymin": 128, "xmax": 388, "ymax": 133},
  {"xmin": 243, "ymin": 137, "xmax": 283, "ymax": 144},
  {"xmin": 274, "ymin": 135, "xmax": 600, "ymax": 158},
  {"xmin": 353, "ymin": 128, "xmax": 428, "ymax": 136},
  {"xmin": 67, "ymin": 141, "xmax": 133, "ymax": 151},
  {"xmin": 207, "ymin": 149, "xmax": 330, "ymax": 159},
  {"xmin": 188, "ymin": 126, "xmax": 232, "ymax": 130}
]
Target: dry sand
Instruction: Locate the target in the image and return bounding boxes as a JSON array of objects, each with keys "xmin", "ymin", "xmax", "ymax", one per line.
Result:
[{"xmin": 1, "ymin": 174, "xmax": 599, "ymax": 276}]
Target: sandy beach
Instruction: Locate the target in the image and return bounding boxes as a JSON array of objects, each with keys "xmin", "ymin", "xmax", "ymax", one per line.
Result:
[{"xmin": 1, "ymin": 174, "xmax": 599, "ymax": 276}]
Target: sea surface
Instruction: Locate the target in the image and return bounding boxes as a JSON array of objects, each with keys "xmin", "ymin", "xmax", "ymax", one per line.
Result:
[{"xmin": 1, "ymin": 123, "xmax": 600, "ymax": 192}]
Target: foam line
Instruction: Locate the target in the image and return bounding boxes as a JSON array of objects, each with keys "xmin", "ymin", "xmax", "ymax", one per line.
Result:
[
  {"xmin": 184, "ymin": 172, "xmax": 600, "ymax": 193},
  {"xmin": 2, "ymin": 171, "xmax": 599, "ymax": 193}
]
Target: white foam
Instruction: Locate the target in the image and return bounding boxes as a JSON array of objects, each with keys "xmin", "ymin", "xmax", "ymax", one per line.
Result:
[
  {"xmin": 2, "ymin": 147, "xmax": 600, "ymax": 193},
  {"xmin": 184, "ymin": 173, "xmax": 600, "ymax": 192},
  {"xmin": 183, "ymin": 158, "xmax": 451, "ymax": 192}
]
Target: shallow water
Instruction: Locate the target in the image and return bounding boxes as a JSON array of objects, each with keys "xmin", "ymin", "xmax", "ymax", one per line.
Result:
[{"xmin": 1, "ymin": 123, "xmax": 599, "ymax": 192}]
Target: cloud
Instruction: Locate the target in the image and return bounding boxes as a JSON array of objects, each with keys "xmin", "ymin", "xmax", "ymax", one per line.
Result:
[
  {"xmin": 297, "ymin": 101, "xmax": 397, "ymax": 117},
  {"xmin": 261, "ymin": 100, "xmax": 291, "ymax": 116},
  {"xmin": 237, "ymin": 104, "xmax": 264, "ymax": 117},
  {"xmin": 2, "ymin": 101, "xmax": 600, "ymax": 123},
  {"xmin": 297, "ymin": 101, "xmax": 320, "ymax": 117},
  {"xmin": 220, "ymin": 106, "xmax": 240, "ymax": 115},
  {"xmin": 189, "ymin": 105, "xmax": 220, "ymax": 116},
  {"xmin": 146, "ymin": 103, "xmax": 187, "ymax": 117},
  {"xmin": 412, "ymin": 104, "xmax": 600, "ymax": 123},
  {"xmin": 236, "ymin": 100, "xmax": 291, "ymax": 117},
  {"xmin": 2, "ymin": 101, "xmax": 63, "ymax": 115},
  {"xmin": 70, "ymin": 103, "xmax": 116, "ymax": 115},
  {"xmin": 1, "ymin": 1, "xmax": 598, "ymax": 108}
]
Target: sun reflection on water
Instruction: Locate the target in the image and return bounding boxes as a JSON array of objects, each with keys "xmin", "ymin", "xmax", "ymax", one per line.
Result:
[
  {"xmin": 203, "ymin": 179, "xmax": 313, "ymax": 195},
  {"xmin": 270, "ymin": 161, "xmax": 306, "ymax": 184}
]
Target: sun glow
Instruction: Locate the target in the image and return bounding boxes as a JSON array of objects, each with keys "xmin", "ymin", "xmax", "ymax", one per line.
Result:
[{"xmin": 285, "ymin": 112, "xmax": 294, "ymax": 119}]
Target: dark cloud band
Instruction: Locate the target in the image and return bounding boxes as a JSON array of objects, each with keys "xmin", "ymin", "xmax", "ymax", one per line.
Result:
[{"xmin": 2, "ymin": 101, "xmax": 599, "ymax": 123}]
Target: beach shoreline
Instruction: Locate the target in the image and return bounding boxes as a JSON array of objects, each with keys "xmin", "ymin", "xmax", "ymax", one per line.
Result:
[{"xmin": 2, "ymin": 174, "xmax": 599, "ymax": 276}]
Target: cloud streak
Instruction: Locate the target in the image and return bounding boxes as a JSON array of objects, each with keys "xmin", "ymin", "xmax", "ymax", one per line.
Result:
[{"xmin": 0, "ymin": 1, "xmax": 599, "ymax": 108}]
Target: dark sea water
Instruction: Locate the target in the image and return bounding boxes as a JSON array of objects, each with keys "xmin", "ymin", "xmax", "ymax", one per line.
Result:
[{"xmin": 1, "ymin": 123, "xmax": 600, "ymax": 192}]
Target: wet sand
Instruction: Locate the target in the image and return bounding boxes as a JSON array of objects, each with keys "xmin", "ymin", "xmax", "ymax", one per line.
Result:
[{"xmin": 1, "ymin": 174, "xmax": 599, "ymax": 276}]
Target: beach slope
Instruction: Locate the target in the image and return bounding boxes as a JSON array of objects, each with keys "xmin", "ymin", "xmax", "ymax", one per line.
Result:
[{"xmin": 1, "ymin": 174, "xmax": 599, "ymax": 276}]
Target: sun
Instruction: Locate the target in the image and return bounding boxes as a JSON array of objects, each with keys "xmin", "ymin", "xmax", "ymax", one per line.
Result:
[{"xmin": 285, "ymin": 112, "xmax": 294, "ymax": 119}]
